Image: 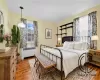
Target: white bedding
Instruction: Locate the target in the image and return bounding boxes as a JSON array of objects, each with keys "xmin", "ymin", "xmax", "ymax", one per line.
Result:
[{"xmin": 41, "ymin": 47, "xmax": 88, "ymax": 77}]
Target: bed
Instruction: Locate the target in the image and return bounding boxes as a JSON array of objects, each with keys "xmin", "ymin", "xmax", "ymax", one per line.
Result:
[{"xmin": 40, "ymin": 36, "xmax": 90, "ymax": 80}]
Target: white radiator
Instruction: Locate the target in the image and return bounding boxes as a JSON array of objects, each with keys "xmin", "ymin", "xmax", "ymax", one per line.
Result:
[{"xmin": 21, "ymin": 48, "xmax": 36, "ymax": 59}]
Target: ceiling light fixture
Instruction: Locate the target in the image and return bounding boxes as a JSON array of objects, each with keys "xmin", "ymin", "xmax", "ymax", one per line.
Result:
[{"xmin": 18, "ymin": 6, "xmax": 25, "ymax": 28}]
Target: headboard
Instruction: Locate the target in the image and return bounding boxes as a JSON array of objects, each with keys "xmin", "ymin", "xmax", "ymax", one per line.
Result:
[{"xmin": 62, "ymin": 36, "xmax": 73, "ymax": 43}]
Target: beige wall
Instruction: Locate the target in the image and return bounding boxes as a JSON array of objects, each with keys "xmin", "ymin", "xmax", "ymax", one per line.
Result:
[
  {"xmin": 8, "ymin": 11, "xmax": 57, "ymax": 49},
  {"xmin": 58, "ymin": 4, "xmax": 100, "ymax": 49},
  {"xmin": 0, "ymin": 0, "xmax": 10, "ymax": 48}
]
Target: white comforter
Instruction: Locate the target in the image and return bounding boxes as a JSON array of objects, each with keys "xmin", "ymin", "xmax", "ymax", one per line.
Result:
[{"xmin": 42, "ymin": 47, "xmax": 88, "ymax": 77}]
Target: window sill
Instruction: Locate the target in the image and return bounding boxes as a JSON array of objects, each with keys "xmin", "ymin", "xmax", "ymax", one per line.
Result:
[{"xmin": 23, "ymin": 47, "xmax": 36, "ymax": 50}]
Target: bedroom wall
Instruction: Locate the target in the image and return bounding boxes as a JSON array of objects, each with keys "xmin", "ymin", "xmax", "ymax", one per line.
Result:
[
  {"xmin": 8, "ymin": 11, "xmax": 57, "ymax": 52},
  {"xmin": 0, "ymin": 0, "xmax": 10, "ymax": 48},
  {"xmin": 57, "ymin": 4, "xmax": 100, "ymax": 49}
]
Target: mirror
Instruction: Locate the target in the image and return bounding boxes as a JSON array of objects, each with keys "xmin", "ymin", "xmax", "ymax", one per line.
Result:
[
  {"xmin": 0, "ymin": 11, "xmax": 4, "ymax": 25},
  {"xmin": 0, "ymin": 11, "xmax": 4, "ymax": 43}
]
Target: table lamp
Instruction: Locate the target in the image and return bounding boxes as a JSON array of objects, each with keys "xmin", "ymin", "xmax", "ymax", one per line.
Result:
[
  {"xmin": 58, "ymin": 38, "xmax": 61, "ymax": 45},
  {"xmin": 91, "ymin": 35, "xmax": 99, "ymax": 49}
]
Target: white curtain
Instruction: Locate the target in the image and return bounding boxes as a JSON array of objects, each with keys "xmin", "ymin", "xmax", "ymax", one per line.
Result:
[
  {"xmin": 33, "ymin": 21, "xmax": 38, "ymax": 47},
  {"xmin": 79, "ymin": 15, "xmax": 89, "ymax": 42},
  {"xmin": 20, "ymin": 18, "xmax": 27, "ymax": 48},
  {"xmin": 73, "ymin": 18, "xmax": 80, "ymax": 41},
  {"xmin": 88, "ymin": 11, "xmax": 97, "ymax": 49}
]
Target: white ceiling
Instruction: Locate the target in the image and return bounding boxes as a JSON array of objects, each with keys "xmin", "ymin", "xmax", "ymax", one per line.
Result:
[{"xmin": 6, "ymin": 0, "xmax": 100, "ymax": 22}]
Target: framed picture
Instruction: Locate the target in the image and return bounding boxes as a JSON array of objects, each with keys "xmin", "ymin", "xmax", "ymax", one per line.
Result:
[{"xmin": 45, "ymin": 28, "xmax": 52, "ymax": 39}]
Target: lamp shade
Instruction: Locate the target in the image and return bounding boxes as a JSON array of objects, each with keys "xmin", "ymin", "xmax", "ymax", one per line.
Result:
[
  {"xmin": 91, "ymin": 35, "xmax": 99, "ymax": 40},
  {"xmin": 18, "ymin": 22, "xmax": 25, "ymax": 28},
  {"xmin": 58, "ymin": 38, "xmax": 61, "ymax": 41}
]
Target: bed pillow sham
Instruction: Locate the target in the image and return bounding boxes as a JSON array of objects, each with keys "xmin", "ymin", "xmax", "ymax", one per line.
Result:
[
  {"xmin": 68, "ymin": 42, "xmax": 74, "ymax": 49},
  {"xmin": 73, "ymin": 42, "xmax": 88, "ymax": 50},
  {"xmin": 63, "ymin": 41, "xmax": 70, "ymax": 49},
  {"xmin": 63, "ymin": 41, "xmax": 88, "ymax": 50},
  {"xmin": 81, "ymin": 42, "xmax": 88, "ymax": 50},
  {"xmin": 63, "ymin": 41, "xmax": 74, "ymax": 49}
]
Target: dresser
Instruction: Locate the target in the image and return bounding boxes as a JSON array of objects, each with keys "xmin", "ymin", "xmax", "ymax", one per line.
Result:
[{"xmin": 0, "ymin": 47, "xmax": 17, "ymax": 80}]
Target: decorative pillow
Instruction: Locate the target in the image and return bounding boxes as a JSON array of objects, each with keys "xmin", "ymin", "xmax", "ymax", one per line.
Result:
[{"xmin": 63, "ymin": 41, "xmax": 70, "ymax": 49}]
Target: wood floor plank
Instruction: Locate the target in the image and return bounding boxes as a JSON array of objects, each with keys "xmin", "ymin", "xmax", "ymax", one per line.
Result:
[
  {"xmin": 15, "ymin": 58, "xmax": 100, "ymax": 80},
  {"xmin": 15, "ymin": 58, "xmax": 33, "ymax": 80}
]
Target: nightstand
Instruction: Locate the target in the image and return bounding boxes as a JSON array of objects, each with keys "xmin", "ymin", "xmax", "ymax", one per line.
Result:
[
  {"xmin": 88, "ymin": 49, "xmax": 100, "ymax": 67},
  {"xmin": 56, "ymin": 44, "xmax": 63, "ymax": 47}
]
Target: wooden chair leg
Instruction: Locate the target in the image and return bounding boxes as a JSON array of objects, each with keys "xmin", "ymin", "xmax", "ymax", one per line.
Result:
[
  {"xmin": 34, "ymin": 58, "xmax": 38, "ymax": 67},
  {"xmin": 39, "ymin": 64, "xmax": 42, "ymax": 79},
  {"xmin": 36, "ymin": 63, "xmax": 40, "ymax": 73},
  {"xmin": 39, "ymin": 74, "xmax": 41, "ymax": 79},
  {"xmin": 39, "ymin": 65, "xmax": 44, "ymax": 79}
]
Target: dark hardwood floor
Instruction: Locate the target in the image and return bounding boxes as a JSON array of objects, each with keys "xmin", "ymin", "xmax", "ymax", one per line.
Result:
[{"xmin": 15, "ymin": 58, "xmax": 100, "ymax": 80}]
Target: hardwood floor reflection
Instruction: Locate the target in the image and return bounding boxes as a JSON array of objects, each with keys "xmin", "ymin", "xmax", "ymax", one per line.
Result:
[{"xmin": 15, "ymin": 58, "xmax": 100, "ymax": 80}]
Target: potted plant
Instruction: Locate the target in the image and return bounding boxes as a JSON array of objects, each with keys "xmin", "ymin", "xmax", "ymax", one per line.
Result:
[
  {"xmin": 11, "ymin": 25, "xmax": 17, "ymax": 46},
  {"xmin": 11, "ymin": 25, "xmax": 21, "ymax": 63}
]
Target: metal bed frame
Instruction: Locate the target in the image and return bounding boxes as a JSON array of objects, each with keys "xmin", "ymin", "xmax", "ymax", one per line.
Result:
[
  {"xmin": 40, "ymin": 36, "xmax": 91, "ymax": 80},
  {"xmin": 40, "ymin": 45, "xmax": 63, "ymax": 80}
]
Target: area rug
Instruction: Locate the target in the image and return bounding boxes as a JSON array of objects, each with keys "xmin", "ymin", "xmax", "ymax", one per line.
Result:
[{"xmin": 28, "ymin": 59, "xmax": 96, "ymax": 80}]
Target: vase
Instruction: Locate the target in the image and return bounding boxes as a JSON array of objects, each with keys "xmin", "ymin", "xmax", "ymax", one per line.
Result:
[{"xmin": 5, "ymin": 40, "xmax": 9, "ymax": 47}]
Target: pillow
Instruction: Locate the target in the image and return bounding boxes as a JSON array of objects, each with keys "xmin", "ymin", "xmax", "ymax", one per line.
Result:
[
  {"xmin": 81, "ymin": 42, "xmax": 88, "ymax": 50},
  {"xmin": 73, "ymin": 42, "xmax": 82, "ymax": 50},
  {"xmin": 63, "ymin": 41, "xmax": 70, "ymax": 49},
  {"xmin": 63, "ymin": 41, "xmax": 74, "ymax": 49},
  {"xmin": 68, "ymin": 42, "xmax": 74, "ymax": 49}
]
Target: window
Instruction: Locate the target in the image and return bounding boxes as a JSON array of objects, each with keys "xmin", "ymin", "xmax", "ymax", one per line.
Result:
[
  {"xmin": 26, "ymin": 21, "xmax": 35, "ymax": 48},
  {"xmin": 79, "ymin": 15, "xmax": 88, "ymax": 36},
  {"xmin": 19, "ymin": 19, "xmax": 38, "ymax": 49},
  {"xmin": 79, "ymin": 15, "xmax": 88, "ymax": 41}
]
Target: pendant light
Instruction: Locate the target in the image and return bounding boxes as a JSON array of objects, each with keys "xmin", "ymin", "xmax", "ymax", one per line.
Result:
[{"xmin": 18, "ymin": 6, "xmax": 25, "ymax": 28}]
